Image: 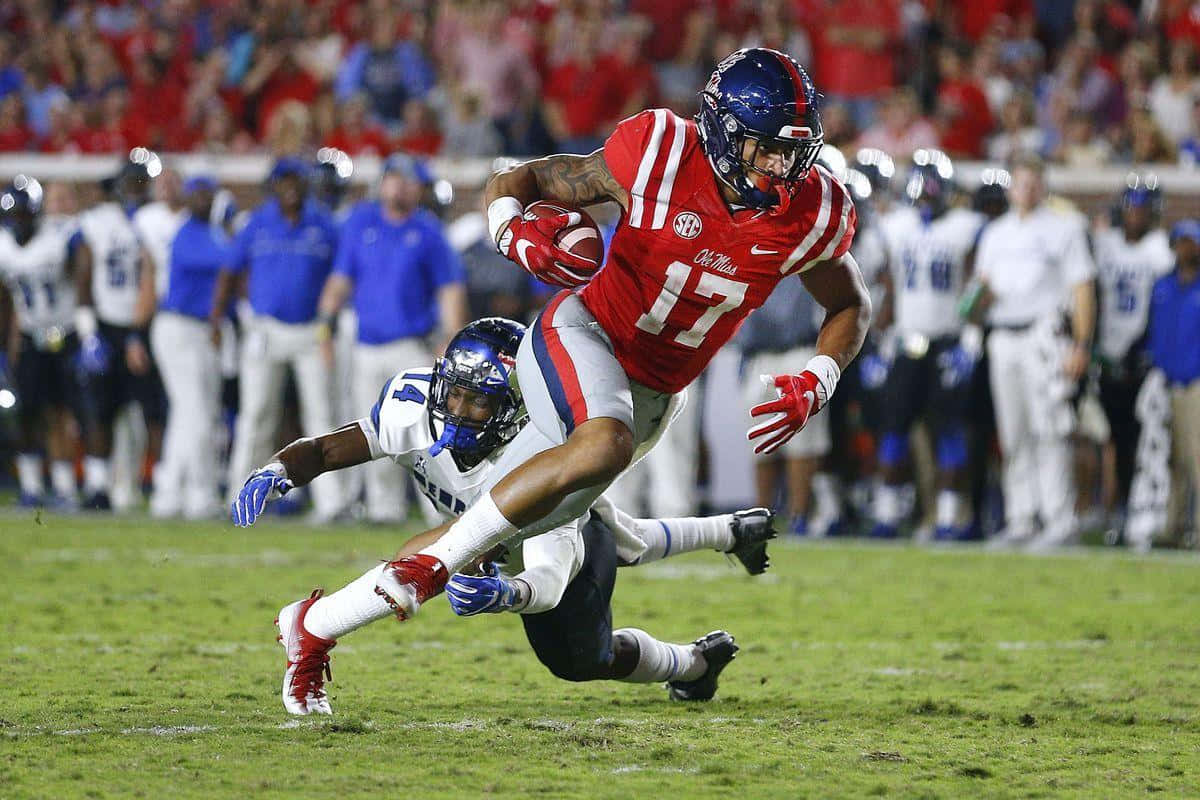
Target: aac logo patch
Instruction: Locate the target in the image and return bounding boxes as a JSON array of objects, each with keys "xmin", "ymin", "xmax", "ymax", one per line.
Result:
[{"xmin": 673, "ymin": 212, "xmax": 702, "ymax": 240}]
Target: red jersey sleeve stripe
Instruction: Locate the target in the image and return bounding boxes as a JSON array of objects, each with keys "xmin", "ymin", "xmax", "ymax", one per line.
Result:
[
  {"xmin": 629, "ymin": 109, "xmax": 668, "ymax": 228},
  {"xmin": 798, "ymin": 181, "xmax": 849, "ymax": 272},
  {"xmin": 814, "ymin": 186, "xmax": 854, "ymax": 264},
  {"xmin": 650, "ymin": 114, "xmax": 688, "ymax": 230},
  {"xmin": 780, "ymin": 170, "xmax": 832, "ymax": 273}
]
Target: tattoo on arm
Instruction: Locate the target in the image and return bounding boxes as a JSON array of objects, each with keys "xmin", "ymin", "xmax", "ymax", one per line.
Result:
[{"xmin": 528, "ymin": 150, "xmax": 627, "ymax": 209}]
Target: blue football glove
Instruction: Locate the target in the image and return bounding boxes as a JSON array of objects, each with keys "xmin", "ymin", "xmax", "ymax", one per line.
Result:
[
  {"xmin": 231, "ymin": 464, "xmax": 293, "ymax": 527},
  {"xmin": 76, "ymin": 333, "xmax": 112, "ymax": 376},
  {"xmin": 446, "ymin": 563, "xmax": 517, "ymax": 616},
  {"xmin": 937, "ymin": 344, "xmax": 977, "ymax": 389}
]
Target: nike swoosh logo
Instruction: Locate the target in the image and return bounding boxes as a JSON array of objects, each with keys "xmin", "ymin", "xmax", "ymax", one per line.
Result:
[
  {"xmin": 516, "ymin": 239, "xmax": 535, "ymax": 270},
  {"xmin": 750, "ymin": 245, "xmax": 778, "ymax": 255}
]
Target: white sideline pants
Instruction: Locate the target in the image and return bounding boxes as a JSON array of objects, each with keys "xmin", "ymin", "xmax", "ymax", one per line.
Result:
[
  {"xmin": 354, "ymin": 337, "xmax": 436, "ymax": 522},
  {"xmin": 226, "ymin": 315, "xmax": 341, "ymax": 516},
  {"xmin": 151, "ymin": 312, "xmax": 222, "ymax": 518},
  {"xmin": 606, "ymin": 384, "xmax": 701, "ymax": 517},
  {"xmin": 987, "ymin": 326, "xmax": 1078, "ymax": 539}
]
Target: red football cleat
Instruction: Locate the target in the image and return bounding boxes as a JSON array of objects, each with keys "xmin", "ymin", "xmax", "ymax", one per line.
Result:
[
  {"xmin": 275, "ymin": 589, "xmax": 337, "ymax": 715},
  {"xmin": 373, "ymin": 554, "xmax": 449, "ymax": 621}
]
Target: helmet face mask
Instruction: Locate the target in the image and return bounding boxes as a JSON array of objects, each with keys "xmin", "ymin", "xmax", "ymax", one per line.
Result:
[
  {"xmin": 427, "ymin": 318, "xmax": 527, "ymax": 466},
  {"xmin": 697, "ymin": 48, "xmax": 824, "ymax": 210}
]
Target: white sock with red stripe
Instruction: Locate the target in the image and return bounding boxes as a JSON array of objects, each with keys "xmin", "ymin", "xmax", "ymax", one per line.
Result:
[
  {"xmin": 630, "ymin": 515, "xmax": 734, "ymax": 564},
  {"xmin": 420, "ymin": 491, "xmax": 517, "ymax": 575},
  {"xmin": 303, "ymin": 564, "xmax": 393, "ymax": 641},
  {"xmin": 614, "ymin": 628, "xmax": 705, "ymax": 682}
]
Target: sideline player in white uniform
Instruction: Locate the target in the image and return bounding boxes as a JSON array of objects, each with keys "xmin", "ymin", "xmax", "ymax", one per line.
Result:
[
  {"xmin": 133, "ymin": 166, "xmax": 186, "ymax": 302},
  {"xmin": 0, "ymin": 176, "xmax": 82, "ymax": 506},
  {"xmin": 1092, "ymin": 176, "xmax": 1174, "ymax": 536},
  {"xmin": 872, "ymin": 150, "xmax": 986, "ymax": 540},
  {"xmin": 970, "ymin": 153, "xmax": 1097, "ymax": 549},
  {"xmin": 232, "ymin": 319, "xmax": 775, "ymax": 714},
  {"xmin": 74, "ymin": 149, "xmax": 165, "ymax": 509}
]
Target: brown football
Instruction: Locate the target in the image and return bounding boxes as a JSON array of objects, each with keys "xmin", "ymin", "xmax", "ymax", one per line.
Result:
[{"xmin": 522, "ymin": 200, "xmax": 604, "ymax": 279}]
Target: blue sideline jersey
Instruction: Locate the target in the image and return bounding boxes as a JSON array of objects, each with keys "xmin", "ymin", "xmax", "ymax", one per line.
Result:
[
  {"xmin": 1148, "ymin": 271, "xmax": 1200, "ymax": 386},
  {"xmin": 228, "ymin": 199, "xmax": 338, "ymax": 323},
  {"xmin": 334, "ymin": 202, "xmax": 465, "ymax": 344},
  {"xmin": 161, "ymin": 216, "xmax": 231, "ymax": 320}
]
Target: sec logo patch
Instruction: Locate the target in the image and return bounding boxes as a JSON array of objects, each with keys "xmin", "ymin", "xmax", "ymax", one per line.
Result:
[{"xmin": 673, "ymin": 212, "xmax": 702, "ymax": 239}]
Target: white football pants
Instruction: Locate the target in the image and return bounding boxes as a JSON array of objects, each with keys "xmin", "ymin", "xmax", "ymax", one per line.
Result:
[
  {"xmin": 226, "ymin": 315, "xmax": 341, "ymax": 517},
  {"xmin": 151, "ymin": 312, "xmax": 222, "ymax": 518}
]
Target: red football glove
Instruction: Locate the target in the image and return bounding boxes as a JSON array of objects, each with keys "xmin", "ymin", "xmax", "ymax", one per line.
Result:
[
  {"xmin": 747, "ymin": 372, "xmax": 822, "ymax": 455},
  {"xmin": 496, "ymin": 211, "xmax": 596, "ymax": 289}
]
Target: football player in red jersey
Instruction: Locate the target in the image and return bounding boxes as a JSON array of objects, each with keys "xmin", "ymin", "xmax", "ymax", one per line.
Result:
[{"xmin": 279, "ymin": 49, "xmax": 871, "ymax": 694}]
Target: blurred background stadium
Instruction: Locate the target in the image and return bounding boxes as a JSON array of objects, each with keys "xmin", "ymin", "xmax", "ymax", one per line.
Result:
[{"xmin": 0, "ymin": 0, "xmax": 1198, "ymax": 552}]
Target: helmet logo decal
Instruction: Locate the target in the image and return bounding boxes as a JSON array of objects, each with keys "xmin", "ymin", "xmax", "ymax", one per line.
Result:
[
  {"xmin": 778, "ymin": 125, "xmax": 813, "ymax": 139},
  {"xmin": 673, "ymin": 212, "xmax": 703, "ymax": 240}
]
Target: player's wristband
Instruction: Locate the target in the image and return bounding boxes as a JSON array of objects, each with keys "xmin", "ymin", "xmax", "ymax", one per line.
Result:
[
  {"xmin": 803, "ymin": 354, "xmax": 841, "ymax": 409},
  {"xmin": 261, "ymin": 461, "xmax": 289, "ymax": 481},
  {"xmin": 487, "ymin": 196, "xmax": 524, "ymax": 250},
  {"xmin": 125, "ymin": 329, "xmax": 148, "ymax": 349},
  {"xmin": 74, "ymin": 307, "xmax": 98, "ymax": 339}
]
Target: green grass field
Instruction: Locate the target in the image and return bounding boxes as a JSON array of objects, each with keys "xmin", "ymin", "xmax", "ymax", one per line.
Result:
[{"xmin": 3, "ymin": 512, "xmax": 1200, "ymax": 799}]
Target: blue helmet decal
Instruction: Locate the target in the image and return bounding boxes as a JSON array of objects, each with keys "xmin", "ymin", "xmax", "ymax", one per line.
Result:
[{"xmin": 696, "ymin": 48, "xmax": 824, "ymax": 210}]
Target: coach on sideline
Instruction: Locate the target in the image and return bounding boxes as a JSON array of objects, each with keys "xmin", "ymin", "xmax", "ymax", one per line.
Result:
[
  {"xmin": 211, "ymin": 157, "xmax": 343, "ymax": 521},
  {"xmin": 150, "ymin": 176, "xmax": 227, "ymax": 519},
  {"xmin": 970, "ymin": 153, "xmax": 1096, "ymax": 549},
  {"xmin": 316, "ymin": 153, "xmax": 467, "ymax": 524}
]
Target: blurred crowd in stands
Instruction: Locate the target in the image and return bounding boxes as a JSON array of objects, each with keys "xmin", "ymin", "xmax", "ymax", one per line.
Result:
[
  {"xmin": 4, "ymin": 1, "xmax": 1200, "ymax": 167},
  {"xmin": 1, "ymin": 0, "xmax": 1199, "ymax": 551}
]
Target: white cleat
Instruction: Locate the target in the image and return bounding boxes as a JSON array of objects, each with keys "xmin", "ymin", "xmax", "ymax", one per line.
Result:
[{"xmin": 275, "ymin": 589, "xmax": 336, "ymax": 715}]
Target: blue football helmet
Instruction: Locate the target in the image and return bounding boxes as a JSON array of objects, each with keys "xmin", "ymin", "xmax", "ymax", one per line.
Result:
[
  {"xmin": 696, "ymin": 48, "xmax": 824, "ymax": 210},
  {"xmin": 973, "ymin": 167, "xmax": 1011, "ymax": 219},
  {"xmin": 1120, "ymin": 173, "xmax": 1162, "ymax": 217},
  {"xmin": 854, "ymin": 148, "xmax": 896, "ymax": 197},
  {"xmin": 312, "ymin": 147, "xmax": 353, "ymax": 209},
  {"xmin": 904, "ymin": 149, "xmax": 955, "ymax": 223},
  {"xmin": 428, "ymin": 317, "xmax": 527, "ymax": 462},
  {"xmin": 1, "ymin": 174, "xmax": 44, "ymax": 243}
]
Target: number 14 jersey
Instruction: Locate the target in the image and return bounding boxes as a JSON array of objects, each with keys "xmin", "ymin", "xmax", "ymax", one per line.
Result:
[{"xmin": 580, "ymin": 108, "xmax": 857, "ymax": 394}]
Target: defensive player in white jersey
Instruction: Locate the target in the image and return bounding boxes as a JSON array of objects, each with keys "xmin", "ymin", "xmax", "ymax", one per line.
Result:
[
  {"xmin": 1092, "ymin": 176, "xmax": 1174, "ymax": 535},
  {"xmin": 132, "ymin": 166, "xmax": 186, "ymax": 302},
  {"xmin": 872, "ymin": 150, "xmax": 986, "ymax": 540},
  {"xmin": 74, "ymin": 149, "xmax": 166, "ymax": 509},
  {"xmin": 233, "ymin": 318, "xmax": 776, "ymax": 714},
  {"xmin": 0, "ymin": 176, "xmax": 83, "ymax": 507}
]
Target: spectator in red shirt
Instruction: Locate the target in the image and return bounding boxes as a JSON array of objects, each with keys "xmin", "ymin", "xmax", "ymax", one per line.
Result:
[
  {"xmin": 394, "ymin": 98, "xmax": 443, "ymax": 156},
  {"xmin": 601, "ymin": 17, "xmax": 658, "ymax": 124},
  {"xmin": 324, "ymin": 93, "xmax": 391, "ymax": 156},
  {"xmin": 0, "ymin": 92, "xmax": 32, "ymax": 151},
  {"xmin": 856, "ymin": 86, "xmax": 940, "ymax": 159},
  {"xmin": 814, "ymin": 0, "xmax": 901, "ymax": 130},
  {"xmin": 935, "ymin": 42, "xmax": 994, "ymax": 158},
  {"xmin": 242, "ymin": 37, "xmax": 319, "ymax": 141},
  {"xmin": 952, "ymin": 0, "xmax": 1034, "ymax": 43},
  {"xmin": 542, "ymin": 18, "xmax": 621, "ymax": 153}
]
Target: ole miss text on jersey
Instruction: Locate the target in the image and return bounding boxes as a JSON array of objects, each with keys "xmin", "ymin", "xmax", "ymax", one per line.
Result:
[{"xmin": 579, "ymin": 108, "xmax": 857, "ymax": 394}]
